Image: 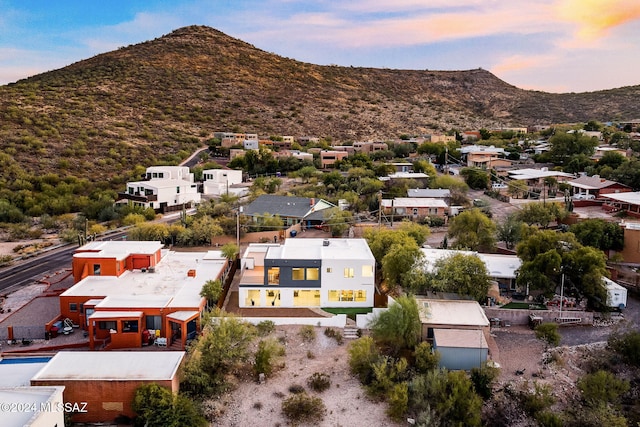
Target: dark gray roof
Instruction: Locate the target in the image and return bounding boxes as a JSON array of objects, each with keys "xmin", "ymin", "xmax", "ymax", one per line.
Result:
[{"xmin": 244, "ymin": 195, "xmax": 333, "ymax": 220}]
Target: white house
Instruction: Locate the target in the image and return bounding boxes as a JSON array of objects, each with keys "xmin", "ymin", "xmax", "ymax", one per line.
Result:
[
  {"xmin": 238, "ymin": 238, "xmax": 375, "ymax": 309},
  {"xmin": 117, "ymin": 166, "xmax": 201, "ymax": 213},
  {"xmin": 202, "ymin": 169, "xmax": 245, "ymax": 197}
]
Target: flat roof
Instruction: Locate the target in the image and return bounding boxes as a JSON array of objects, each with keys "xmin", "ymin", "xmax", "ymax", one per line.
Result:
[
  {"xmin": 266, "ymin": 238, "xmax": 374, "ymax": 261},
  {"xmin": 0, "ymin": 359, "xmax": 50, "ymax": 387},
  {"xmin": 62, "ymin": 250, "xmax": 226, "ymax": 310},
  {"xmin": 382, "ymin": 198, "xmax": 448, "ymax": 208},
  {"xmin": 433, "ymin": 328, "xmax": 488, "ymax": 349},
  {"xmin": 31, "ymin": 351, "xmax": 185, "ymax": 381},
  {"xmin": 420, "ymin": 249, "xmax": 521, "ymax": 279},
  {"xmin": 603, "ymin": 191, "xmax": 640, "ymax": 205},
  {"xmin": 416, "ymin": 298, "xmax": 489, "ymax": 327},
  {"xmin": 167, "ymin": 310, "xmax": 199, "ymax": 321},
  {"xmin": 508, "ymin": 168, "xmax": 574, "ymax": 180},
  {"xmin": 0, "ymin": 387, "xmax": 64, "ymax": 426},
  {"xmin": 74, "ymin": 241, "xmax": 163, "ymax": 259},
  {"xmin": 127, "ymin": 178, "xmax": 196, "ymax": 189}
]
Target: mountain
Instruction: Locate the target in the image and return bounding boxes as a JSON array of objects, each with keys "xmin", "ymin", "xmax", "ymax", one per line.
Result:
[{"xmin": 1, "ymin": 25, "xmax": 639, "ymax": 184}]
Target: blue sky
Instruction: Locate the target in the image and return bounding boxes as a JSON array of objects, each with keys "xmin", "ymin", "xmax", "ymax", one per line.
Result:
[{"xmin": 2, "ymin": 0, "xmax": 640, "ymax": 93}]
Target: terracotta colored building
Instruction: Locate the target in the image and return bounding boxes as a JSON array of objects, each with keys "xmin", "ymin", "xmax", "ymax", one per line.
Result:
[
  {"xmin": 60, "ymin": 241, "xmax": 229, "ymax": 350},
  {"xmin": 31, "ymin": 351, "xmax": 184, "ymax": 424}
]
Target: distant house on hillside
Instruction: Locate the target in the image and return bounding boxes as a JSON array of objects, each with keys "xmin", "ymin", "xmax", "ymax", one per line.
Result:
[
  {"xmin": 116, "ymin": 166, "xmax": 200, "ymax": 213},
  {"xmin": 244, "ymin": 194, "xmax": 336, "ymax": 227}
]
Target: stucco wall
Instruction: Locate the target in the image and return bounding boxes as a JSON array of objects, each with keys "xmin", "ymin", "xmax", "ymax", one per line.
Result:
[{"xmin": 483, "ymin": 307, "xmax": 593, "ymax": 325}]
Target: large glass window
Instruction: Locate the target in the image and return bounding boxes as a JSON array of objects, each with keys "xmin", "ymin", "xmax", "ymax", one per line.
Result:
[
  {"xmin": 122, "ymin": 320, "xmax": 138, "ymax": 333},
  {"xmin": 93, "ymin": 264, "xmax": 101, "ymax": 276},
  {"xmin": 145, "ymin": 315, "xmax": 162, "ymax": 330},
  {"xmin": 98, "ymin": 321, "xmax": 117, "ymax": 331},
  {"xmin": 292, "ymin": 268, "xmax": 305, "ymax": 280},
  {"xmin": 267, "ymin": 267, "xmax": 280, "ymax": 285},
  {"xmin": 344, "ymin": 268, "xmax": 355, "ymax": 278},
  {"xmin": 355, "ymin": 290, "xmax": 367, "ymax": 302},
  {"xmin": 328, "ymin": 290, "xmax": 340, "ymax": 302},
  {"xmin": 306, "ymin": 268, "xmax": 319, "ymax": 280},
  {"xmin": 341, "ymin": 290, "xmax": 354, "ymax": 301},
  {"xmin": 362, "ymin": 265, "xmax": 374, "ymax": 277}
]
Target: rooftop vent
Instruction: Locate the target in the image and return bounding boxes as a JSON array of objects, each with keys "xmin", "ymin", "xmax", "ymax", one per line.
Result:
[{"xmin": 323, "ymin": 239, "xmax": 330, "ymax": 246}]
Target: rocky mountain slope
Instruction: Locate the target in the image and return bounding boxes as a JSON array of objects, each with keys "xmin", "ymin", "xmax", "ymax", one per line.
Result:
[{"xmin": 1, "ymin": 25, "xmax": 639, "ymax": 182}]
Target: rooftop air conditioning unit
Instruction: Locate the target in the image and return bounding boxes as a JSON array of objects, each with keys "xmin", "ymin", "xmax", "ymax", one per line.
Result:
[{"xmin": 323, "ymin": 239, "xmax": 330, "ymax": 246}]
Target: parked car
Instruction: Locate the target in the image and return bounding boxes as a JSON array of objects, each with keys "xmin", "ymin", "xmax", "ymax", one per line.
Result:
[{"xmin": 573, "ymin": 193, "xmax": 595, "ymax": 200}]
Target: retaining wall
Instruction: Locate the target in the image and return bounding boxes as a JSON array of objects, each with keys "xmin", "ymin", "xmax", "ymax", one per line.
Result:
[{"xmin": 484, "ymin": 307, "xmax": 594, "ymax": 326}]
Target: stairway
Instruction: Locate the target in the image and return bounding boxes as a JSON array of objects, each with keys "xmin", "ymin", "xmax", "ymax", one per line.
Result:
[{"xmin": 343, "ymin": 327, "xmax": 360, "ymax": 340}]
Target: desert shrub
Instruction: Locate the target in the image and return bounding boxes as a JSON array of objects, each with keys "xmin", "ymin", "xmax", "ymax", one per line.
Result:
[
  {"xmin": 0, "ymin": 254, "xmax": 13, "ymax": 267},
  {"xmin": 281, "ymin": 393, "xmax": 326, "ymax": 425},
  {"xmin": 307, "ymin": 372, "xmax": 331, "ymax": 392},
  {"xmin": 306, "ymin": 350, "xmax": 315, "ymax": 359},
  {"xmin": 324, "ymin": 327, "xmax": 344, "ymax": 345},
  {"xmin": 608, "ymin": 330, "xmax": 640, "ymax": 366},
  {"xmin": 366, "ymin": 356, "xmax": 409, "ymax": 399},
  {"xmin": 256, "ymin": 320, "xmax": 275, "ymax": 336},
  {"xmin": 518, "ymin": 382, "xmax": 555, "ymax": 415},
  {"xmin": 578, "ymin": 370, "xmax": 629, "ymax": 406},
  {"xmin": 348, "ymin": 336, "xmax": 380, "ymax": 384},
  {"xmin": 470, "ymin": 363, "xmax": 500, "ymax": 399},
  {"xmin": 536, "ymin": 410, "xmax": 563, "ymax": 427},
  {"xmin": 414, "ymin": 341, "xmax": 440, "ymax": 373},
  {"xmin": 252, "ymin": 402, "xmax": 263, "ymax": 410},
  {"xmin": 254, "ymin": 338, "xmax": 285, "ymax": 377},
  {"xmin": 288, "ymin": 384, "xmax": 305, "ymax": 394},
  {"xmin": 386, "ymin": 382, "xmax": 409, "ymax": 421},
  {"xmin": 299, "ymin": 325, "xmax": 316, "ymax": 342},
  {"xmin": 535, "ymin": 323, "xmax": 561, "ymax": 347}
]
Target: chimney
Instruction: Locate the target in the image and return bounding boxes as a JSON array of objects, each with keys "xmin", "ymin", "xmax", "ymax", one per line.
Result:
[{"xmin": 310, "ymin": 198, "xmax": 315, "ymax": 207}]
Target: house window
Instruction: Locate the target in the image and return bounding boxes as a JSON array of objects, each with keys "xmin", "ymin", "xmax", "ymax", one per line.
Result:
[
  {"xmin": 122, "ymin": 320, "xmax": 138, "ymax": 333},
  {"xmin": 341, "ymin": 290, "xmax": 354, "ymax": 301},
  {"xmin": 328, "ymin": 290, "xmax": 340, "ymax": 302},
  {"xmin": 355, "ymin": 291, "xmax": 367, "ymax": 302},
  {"xmin": 152, "ymin": 172, "xmax": 158, "ymax": 178},
  {"xmin": 268, "ymin": 267, "xmax": 280, "ymax": 285},
  {"xmin": 344, "ymin": 268, "xmax": 355, "ymax": 278},
  {"xmin": 69, "ymin": 303, "xmax": 78, "ymax": 312},
  {"xmin": 98, "ymin": 321, "xmax": 117, "ymax": 331},
  {"xmin": 306, "ymin": 268, "xmax": 319, "ymax": 280},
  {"xmin": 146, "ymin": 315, "xmax": 162, "ymax": 330},
  {"xmin": 93, "ymin": 264, "xmax": 101, "ymax": 276},
  {"xmin": 292, "ymin": 268, "xmax": 305, "ymax": 280},
  {"xmin": 413, "ymin": 208, "xmax": 418, "ymax": 215},
  {"xmin": 326, "ymin": 267, "xmax": 332, "ymax": 273},
  {"xmin": 176, "ymin": 187, "xmax": 180, "ymax": 193},
  {"xmin": 362, "ymin": 265, "xmax": 374, "ymax": 277}
]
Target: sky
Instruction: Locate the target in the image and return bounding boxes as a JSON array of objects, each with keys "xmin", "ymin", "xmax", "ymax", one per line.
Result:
[{"xmin": 1, "ymin": 0, "xmax": 640, "ymax": 93}]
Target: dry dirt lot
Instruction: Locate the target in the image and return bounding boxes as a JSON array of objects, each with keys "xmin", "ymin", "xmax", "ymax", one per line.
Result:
[{"xmin": 212, "ymin": 324, "xmax": 403, "ymax": 427}]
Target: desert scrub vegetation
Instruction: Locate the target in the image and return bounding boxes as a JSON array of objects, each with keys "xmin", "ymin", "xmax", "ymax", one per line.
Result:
[
  {"xmin": 299, "ymin": 324, "xmax": 316, "ymax": 342},
  {"xmin": 307, "ymin": 372, "xmax": 331, "ymax": 392},
  {"xmin": 256, "ymin": 320, "xmax": 275, "ymax": 336},
  {"xmin": 323, "ymin": 327, "xmax": 344, "ymax": 345},
  {"xmin": 281, "ymin": 392, "xmax": 326, "ymax": 425},
  {"xmin": 253, "ymin": 337, "xmax": 285, "ymax": 378}
]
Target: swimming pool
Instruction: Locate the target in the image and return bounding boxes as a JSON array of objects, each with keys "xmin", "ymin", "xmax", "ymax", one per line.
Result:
[{"xmin": 0, "ymin": 356, "xmax": 52, "ymax": 364}]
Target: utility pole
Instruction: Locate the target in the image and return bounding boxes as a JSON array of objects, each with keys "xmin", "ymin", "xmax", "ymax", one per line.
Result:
[
  {"xmin": 378, "ymin": 191, "xmax": 382, "ymax": 229},
  {"xmin": 559, "ymin": 271, "xmax": 565, "ymax": 320}
]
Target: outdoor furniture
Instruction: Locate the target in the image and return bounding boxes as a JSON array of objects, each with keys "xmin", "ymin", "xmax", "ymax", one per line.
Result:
[{"xmin": 155, "ymin": 337, "xmax": 167, "ymax": 347}]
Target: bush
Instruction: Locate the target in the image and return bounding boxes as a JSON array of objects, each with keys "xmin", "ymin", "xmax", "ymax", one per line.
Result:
[
  {"xmin": 518, "ymin": 382, "xmax": 555, "ymax": 415},
  {"xmin": 577, "ymin": 370, "xmax": 629, "ymax": 406},
  {"xmin": 299, "ymin": 325, "xmax": 316, "ymax": 342},
  {"xmin": 386, "ymin": 382, "xmax": 409, "ymax": 421},
  {"xmin": 324, "ymin": 327, "xmax": 344, "ymax": 345},
  {"xmin": 254, "ymin": 338, "xmax": 285, "ymax": 377},
  {"xmin": 288, "ymin": 384, "xmax": 305, "ymax": 394},
  {"xmin": 470, "ymin": 364, "xmax": 500, "ymax": 399},
  {"xmin": 348, "ymin": 336, "xmax": 380, "ymax": 384},
  {"xmin": 281, "ymin": 393, "xmax": 326, "ymax": 425},
  {"xmin": 414, "ymin": 342, "xmax": 440, "ymax": 373},
  {"xmin": 307, "ymin": 372, "xmax": 331, "ymax": 392},
  {"xmin": 608, "ymin": 330, "xmax": 640, "ymax": 366},
  {"xmin": 256, "ymin": 320, "xmax": 275, "ymax": 336},
  {"xmin": 534, "ymin": 323, "xmax": 560, "ymax": 347}
]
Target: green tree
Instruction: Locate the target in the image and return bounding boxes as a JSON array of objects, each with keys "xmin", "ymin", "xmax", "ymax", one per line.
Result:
[
  {"xmin": 188, "ymin": 216, "xmax": 223, "ymax": 245},
  {"xmin": 496, "ymin": 213, "xmax": 525, "ymax": 249},
  {"xmin": 381, "ymin": 240, "xmax": 423, "ymax": 289},
  {"xmin": 397, "ymin": 221, "xmax": 431, "ymax": 247},
  {"xmin": 369, "ymin": 295, "xmax": 421, "ymax": 353},
  {"xmin": 432, "ymin": 253, "xmax": 491, "ymax": 301},
  {"xmin": 254, "ymin": 337, "xmax": 285, "ymax": 377},
  {"xmin": 323, "ymin": 208, "xmax": 353, "ymax": 237},
  {"xmin": 447, "ymin": 209, "xmax": 496, "ymax": 252},
  {"xmin": 413, "ymin": 341, "xmax": 440, "ymax": 373},
  {"xmin": 517, "ymin": 202, "xmax": 565, "ymax": 228},
  {"xmin": 132, "ymin": 383, "xmax": 206, "ymax": 427},
  {"xmin": 507, "ymin": 180, "xmax": 528, "ymax": 199},
  {"xmin": 569, "ymin": 219, "xmax": 624, "ymax": 252},
  {"xmin": 220, "ymin": 243, "xmax": 239, "ymax": 263},
  {"xmin": 460, "ymin": 167, "xmax": 490, "ymax": 190},
  {"xmin": 548, "ymin": 131, "xmax": 598, "ymax": 165},
  {"xmin": 200, "ymin": 279, "xmax": 223, "ymax": 308}
]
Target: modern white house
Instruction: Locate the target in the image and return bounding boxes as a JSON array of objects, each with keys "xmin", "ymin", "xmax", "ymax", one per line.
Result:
[
  {"xmin": 238, "ymin": 238, "xmax": 375, "ymax": 309},
  {"xmin": 202, "ymin": 169, "xmax": 245, "ymax": 197},
  {"xmin": 117, "ymin": 166, "xmax": 201, "ymax": 213}
]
